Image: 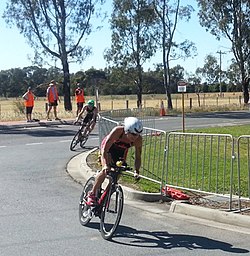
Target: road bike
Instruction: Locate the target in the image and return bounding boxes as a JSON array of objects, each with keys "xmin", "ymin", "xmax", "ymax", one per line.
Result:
[
  {"xmin": 70, "ymin": 121, "xmax": 91, "ymax": 150},
  {"xmin": 79, "ymin": 162, "xmax": 133, "ymax": 240}
]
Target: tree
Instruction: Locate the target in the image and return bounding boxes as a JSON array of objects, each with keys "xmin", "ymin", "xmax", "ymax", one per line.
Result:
[
  {"xmin": 195, "ymin": 54, "xmax": 220, "ymax": 85},
  {"xmin": 197, "ymin": 0, "xmax": 250, "ymax": 103},
  {"xmin": 104, "ymin": 0, "xmax": 158, "ymax": 107},
  {"xmin": 3, "ymin": 0, "xmax": 104, "ymax": 110},
  {"xmin": 169, "ymin": 65, "xmax": 185, "ymax": 93},
  {"xmin": 152, "ymin": 0, "xmax": 196, "ymax": 109},
  {"xmin": 83, "ymin": 68, "xmax": 107, "ymax": 96},
  {"xmin": 226, "ymin": 61, "xmax": 242, "ymax": 91}
]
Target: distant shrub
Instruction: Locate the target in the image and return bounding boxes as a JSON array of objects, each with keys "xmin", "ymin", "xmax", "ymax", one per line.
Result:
[{"xmin": 13, "ymin": 100, "xmax": 25, "ymax": 114}]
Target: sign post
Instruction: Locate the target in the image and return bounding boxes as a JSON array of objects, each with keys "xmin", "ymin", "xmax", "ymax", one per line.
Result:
[{"xmin": 178, "ymin": 80, "xmax": 188, "ymax": 132}]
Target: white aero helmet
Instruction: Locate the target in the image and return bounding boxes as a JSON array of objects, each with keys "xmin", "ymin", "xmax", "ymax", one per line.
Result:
[{"xmin": 124, "ymin": 117, "xmax": 143, "ymax": 135}]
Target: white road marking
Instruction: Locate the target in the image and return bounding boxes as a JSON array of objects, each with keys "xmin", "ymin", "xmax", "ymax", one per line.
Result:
[
  {"xmin": 59, "ymin": 140, "xmax": 71, "ymax": 143},
  {"xmin": 88, "ymin": 137, "xmax": 98, "ymax": 141},
  {"xmin": 0, "ymin": 146, "xmax": 7, "ymax": 148},
  {"xmin": 23, "ymin": 126, "xmax": 47, "ymax": 130},
  {"xmin": 25, "ymin": 142, "xmax": 43, "ymax": 146}
]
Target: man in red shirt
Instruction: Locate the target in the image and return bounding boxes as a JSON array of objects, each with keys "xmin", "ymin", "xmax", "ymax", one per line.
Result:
[{"xmin": 75, "ymin": 83, "xmax": 85, "ymax": 116}]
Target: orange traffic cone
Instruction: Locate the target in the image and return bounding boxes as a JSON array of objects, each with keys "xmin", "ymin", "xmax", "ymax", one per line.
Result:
[{"xmin": 160, "ymin": 100, "xmax": 166, "ymax": 116}]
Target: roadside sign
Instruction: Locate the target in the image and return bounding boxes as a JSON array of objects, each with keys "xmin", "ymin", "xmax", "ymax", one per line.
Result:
[
  {"xmin": 177, "ymin": 80, "xmax": 188, "ymax": 93},
  {"xmin": 177, "ymin": 80, "xmax": 188, "ymax": 132},
  {"xmin": 178, "ymin": 85, "xmax": 186, "ymax": 93},
  {"xmin": 178, "ymin": 80, "xmax": 188, "ymax": 86}
]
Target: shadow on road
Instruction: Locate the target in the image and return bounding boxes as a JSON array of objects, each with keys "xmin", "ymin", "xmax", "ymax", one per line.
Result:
[{"xmin": 109, "ymin": 225, "xmax": 250, "ymax": 253}]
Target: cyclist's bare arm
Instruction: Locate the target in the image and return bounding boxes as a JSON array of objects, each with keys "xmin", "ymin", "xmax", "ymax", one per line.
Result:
[{"xmin": 74, "ymin": 105, "xmax": 88, "ymax": 123}]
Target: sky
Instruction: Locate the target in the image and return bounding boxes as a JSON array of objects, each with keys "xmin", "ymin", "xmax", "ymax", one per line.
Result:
[{"xmin": 0, "ymin": 0, "xmax": 234, "ymax": 76}]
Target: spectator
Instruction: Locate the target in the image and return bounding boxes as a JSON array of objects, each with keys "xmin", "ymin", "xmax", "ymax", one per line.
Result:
[
  {"xmin": 75, "ymin": 83, "xmax": 85, "ymax": 116},
  {"xmin": 46, "ymin": 80, "xmax": 60, "ymax": 121},
  {"xmin": 22, "ymin": 87, "xmax": 35, "ymax": 122}
]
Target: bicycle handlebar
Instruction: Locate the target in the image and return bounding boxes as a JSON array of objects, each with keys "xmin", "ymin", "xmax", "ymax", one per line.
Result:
[{"xmin": 109, "ymin": 165, "xmax": 133, "ymax": 172}]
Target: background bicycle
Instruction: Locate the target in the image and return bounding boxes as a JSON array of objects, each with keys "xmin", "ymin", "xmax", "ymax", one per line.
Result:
[{"xmin": 70, "ymin": 121, "xmax": 92, "ymax": 150}]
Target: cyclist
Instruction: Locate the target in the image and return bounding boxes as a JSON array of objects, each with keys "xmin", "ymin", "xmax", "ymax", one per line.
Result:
[
  {"xmin": 74, "ymin": 99, "xmax": 98, "ymax": 136},
  {"xmin": 87, "ymin": 117, "xmax": 143, "ymax": 205}
]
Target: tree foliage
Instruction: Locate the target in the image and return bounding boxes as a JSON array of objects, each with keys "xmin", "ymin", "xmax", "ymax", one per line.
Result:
[
  {"xmin": 104, "ymin": 0, "xmax": 158, "ymax": 107},
  {"xmin": 152, "ymin": 0, "xmax": 196, "ymax": 109},
  {"xmin": 195, "ymin": 55, "xmax": 220, "ymax": 85},
  {"xmin": 0, "ymin": 62, "xmax": 247, "ymax": 104},
  {"xmin": 3, "ymin": 0, "xmax": 104, "ymax": 110},
  {"xmin": 197, "ymin": 0, "xmax": 250, "ymax": 103}
]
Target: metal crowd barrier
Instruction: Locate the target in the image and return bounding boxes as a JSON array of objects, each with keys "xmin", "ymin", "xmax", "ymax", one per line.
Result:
[
  {"xmin": 236, "ymin": 135, "xmax": 250, "ymax": 212},
  {"xmin": 98, "ymin": 115, "xmax": 250, "ymax": 212}
]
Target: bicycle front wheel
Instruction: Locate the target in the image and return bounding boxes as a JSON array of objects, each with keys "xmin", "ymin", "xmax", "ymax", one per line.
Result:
[
  {"xmin": 70, "ymin": 129, "xmax": 81, "ymax": 151},
  {"xmin": 79, "ymin": 176, "xmax": 95, "ymax": 226},
  {"xmin": 79, "ymin": 134, "xmax": 88, "ymax": 148},
  {"xmin": 100, "ymin": 185, "xmax": 124, "ymax": 240},
  {"xmin": 79, "ymin": 125, "xmax": 90, "ymax": 148}
]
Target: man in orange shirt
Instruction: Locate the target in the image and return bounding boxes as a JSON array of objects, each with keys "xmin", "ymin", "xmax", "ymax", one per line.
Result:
[
  {"xmin": 46, "ymin": 80, "xmax": 60, "ymax": 121},
  {"xmin": 75, "ymin": 83, "xmax": 85, "ymax": 116},
  {"xmin": 22, "ymin": 87, "xmax": 35, "ymax": 122}
]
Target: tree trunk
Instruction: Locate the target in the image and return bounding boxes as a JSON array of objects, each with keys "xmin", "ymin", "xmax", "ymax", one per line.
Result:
[
  {"xmin": 243, "ymin": 76, "xmax": 250, "ymax": 104},
  {"xmin": 163, "ymin": 68, "xmax": 173, "ymax": 110},
  {"xmin": 61, "ymin": 59, "xmax": 72, "ymax": 111},
  {"xmin": 136, "ymin": 64, "xmax": 143, "ymax": 108}
]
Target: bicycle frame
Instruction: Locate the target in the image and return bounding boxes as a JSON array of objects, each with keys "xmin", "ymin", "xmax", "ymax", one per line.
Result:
[{"xmin": 92, "ymin": 167, "xmax": 128, "ymax": 215}]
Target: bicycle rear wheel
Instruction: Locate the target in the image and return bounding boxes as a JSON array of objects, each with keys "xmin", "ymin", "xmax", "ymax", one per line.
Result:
[
  {"xmin": 100, "ymin": 185, "xmax": 124, "ymax": 240},
  {"xmin": 79, "ymin": 176, "xmax": 95, "ymax": 226},
  {"xmin": 70, "ymin": 129, "xmax": 81, "ymax": 151}
]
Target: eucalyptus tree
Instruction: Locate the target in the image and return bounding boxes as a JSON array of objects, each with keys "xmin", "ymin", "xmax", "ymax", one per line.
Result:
[
  {"xmin": 226, "ymin": 61, "xmax": 242, "ymax": 91},
  {"xmin": 197, "ymin": 0, "xmax": 250, "ymax": 103},
  {"xmin": 104, "ymin": 0, "xmax": 158, "ymax": 107},
  {"xmin": 3, "ymin": 0, "xmax": 105, "ymax": 110},
  {"xmin": 0, "ymin": 71, "xmax": 10, "ymax": 97},
  {"xmin": 0, "ymin": 68, "xmax": 27, "ymax": 97},
  {"xmin": 152, "ymin": 0, "xmax": 195, "ymax": 109},
  {"xmin": 195, "ymin": 54, "xmax": 220, "ymax": 85},
  {"xmin": 83, "ymin": 68, "xmax": 107, "ymax": 96}
]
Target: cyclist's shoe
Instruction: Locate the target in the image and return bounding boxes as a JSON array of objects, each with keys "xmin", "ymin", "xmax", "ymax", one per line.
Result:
[{"xmin": 86, "ymin": 192, "xmax": 97, "ymax": 206}]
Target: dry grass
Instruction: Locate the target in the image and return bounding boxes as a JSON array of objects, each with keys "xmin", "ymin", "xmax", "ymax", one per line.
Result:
[{"xmin": 0, "ymin": 92, "xmax": 247, "ymax": 121}]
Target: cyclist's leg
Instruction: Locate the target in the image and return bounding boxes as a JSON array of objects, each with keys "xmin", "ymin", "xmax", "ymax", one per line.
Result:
[
  {"xmin": 87, "ymin": 120, "xmax": 96, "ymax": 134},
  {"xmin": 81, "ymin": 115, "xmax": 91, "ymax": 136},
  {"xmin": 90, "ymin": 147, "xmax": 125, "ymax": 195},
  {"xmin": 87, "ymin": 149, "xmax": 111, "ymax": 200},
  {"xmin": 90, "ymin": 169, "xmax": 106, "ymax": 196}
]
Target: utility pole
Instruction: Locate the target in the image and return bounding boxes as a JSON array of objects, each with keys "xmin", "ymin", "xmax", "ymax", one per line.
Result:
[{"xmin": 217, "ymin": 50, "xmax": 226, "ymax": 96}]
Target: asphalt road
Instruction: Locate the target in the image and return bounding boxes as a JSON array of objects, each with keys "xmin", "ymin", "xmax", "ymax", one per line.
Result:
[
  {"xmin": 154, "ymin": 111, "xmax": 250, "ymax": 131},
  {"xmin": 0, "ymin": 114, "xmax": 250, "ymax": 255}
]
